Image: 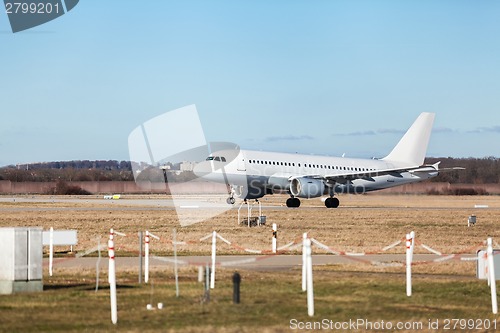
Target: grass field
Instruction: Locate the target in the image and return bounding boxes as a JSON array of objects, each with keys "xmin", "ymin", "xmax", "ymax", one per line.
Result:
[
  {"xmin": 0, "ymin": 194, "xmax": 499, "ymax": 332},
  {"xmin": 0, "ymin": 267, "xmax": 498, "ymax": 332},
  {"xmin": 0, "ymin": 194, "xmax": 499, "ymax": 255}
]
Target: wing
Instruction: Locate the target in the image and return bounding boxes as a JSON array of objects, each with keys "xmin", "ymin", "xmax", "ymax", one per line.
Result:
[
  {"xmin": 270, "ymin": 161, "xmax": 464, "ymax": 190},
  {"xmin": 293, "ymin": 161, "xmax": 464, "ymax": 184},
  {"xmin": 299, "ymin": 165, "xmax": 421, "ymax": 184},
  {"xmin": 289, "ymin": 163, "xmax": 430, "ymax": 184}
]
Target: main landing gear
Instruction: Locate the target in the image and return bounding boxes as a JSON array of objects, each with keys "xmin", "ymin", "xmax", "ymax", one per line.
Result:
[
  {"xmin": 286, "ymin": 197, "xmax": 301, "ymax": 208},
  {"xmin": 324, "ymin": 197, "xmax": 340, "ymax": 208},
  {"xmin": 285, "ymin": 196, "xmax": 340, "ymax": 208},
  {"xmin": 324, "ymin": 185, "xmax": 340, "ymax": 208}
]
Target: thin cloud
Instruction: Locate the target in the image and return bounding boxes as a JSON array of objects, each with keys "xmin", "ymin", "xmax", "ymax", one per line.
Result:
[
  {"xmin": 335, "ymin": 126, "xmax": 459, "ymax": 137},
  {"xmin": 334, "ymin": 129, "xmax": 398, "ymax": 137},
  {"xmin": 265, "ymin": 135, "xmax": 314, "ymax": 142},
  {"xmin": 471, "ymin": 126, "xmax": 500, "ymax": 133},
  {"xmin": 343, "ymin": 130, "xmax": 376, "ymax": 136},
  {"xmin": 377, "ymin": 128, "xmax": 406, "ymax": 135},
  {"xmin": 432, "ymin": 127, "xmax": 455, "ymax": 133}
]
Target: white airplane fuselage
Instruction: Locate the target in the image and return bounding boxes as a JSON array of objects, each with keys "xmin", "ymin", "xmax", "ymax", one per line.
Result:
[
  {"xmin": 194, "ymin": 112, "xmax": 440, "ymax": 208},
  {"xmin": 199, "ymin": 149, "xmax": 437, "ymax": 196}
]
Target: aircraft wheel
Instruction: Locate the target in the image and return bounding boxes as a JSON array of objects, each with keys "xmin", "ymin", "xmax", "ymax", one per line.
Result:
[
  {"xmin": 325, "ymin": 197, "xmax": 340, "ymax": 208},
  {"xmin": 286, "ymin": 197, "xmax": 301, "ymax": 208},
  {"xmin": 227, "ymin": 197, "xmax": 235, "ymax": 205},
  {"xmin": 325, "ymin": 197, "xmax": 333, "ymax": 208}
]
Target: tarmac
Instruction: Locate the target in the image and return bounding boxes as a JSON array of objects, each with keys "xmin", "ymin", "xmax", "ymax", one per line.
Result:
[{"xmin": 47, "ymin": 253, "xmax": 474, "ymax": 272}]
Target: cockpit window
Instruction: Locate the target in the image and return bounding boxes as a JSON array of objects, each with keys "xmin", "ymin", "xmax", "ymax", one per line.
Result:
[{"xmin": 206, "ymin": 156, "xmax": 226, "ymax": 162}]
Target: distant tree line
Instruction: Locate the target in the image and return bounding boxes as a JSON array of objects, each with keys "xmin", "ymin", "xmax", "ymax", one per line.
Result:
[
  {"xmin": 424, "ymin": 157, "xmax": 500, "ymax": 184},
  {"xmin": 12, "ymin": 160, "xmax": 131, "ymax": 171},
  {"xmin": 0, "ymin": 157, "xmax": 499, "ymax": 184},
  {"xmin": 0, "ymin": 160, "xmax": 134, "ymax": 182}
]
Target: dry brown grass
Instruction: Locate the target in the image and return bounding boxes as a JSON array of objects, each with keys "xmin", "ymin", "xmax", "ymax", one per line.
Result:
[
  {"xmin": 1, "ymin": 194, "xmax": 499, "ymax": 332},
  {"xmin": 0, "ymin": 194, "xmax": 498, "ymax": 257}
]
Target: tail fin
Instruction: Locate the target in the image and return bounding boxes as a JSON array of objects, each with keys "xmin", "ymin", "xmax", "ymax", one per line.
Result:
[{"xmin": 382, "ymin": 112, "xmax": 435, "ymax": 166}]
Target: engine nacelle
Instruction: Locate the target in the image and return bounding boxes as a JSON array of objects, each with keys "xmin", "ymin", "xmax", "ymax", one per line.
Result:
[{"xmin": 290, "ymin": 177, "xmax": 325, "ymax": 198}]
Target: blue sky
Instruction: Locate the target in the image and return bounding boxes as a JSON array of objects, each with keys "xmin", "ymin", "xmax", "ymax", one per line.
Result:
[{"xmin": 1, "ymin": 1, "xmax": 500, "ymax": 166}]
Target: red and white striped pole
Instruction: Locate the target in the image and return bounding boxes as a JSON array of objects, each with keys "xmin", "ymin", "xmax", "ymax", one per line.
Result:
[
  {"xmin": 108, "ymin": 229, "xmax": 117, "ymax": 324},
  {"xmin": 406, "ymin": 232, "xmax": 412, "ymax": 297},
  {"xmin": 410, "ymin": 231, "xmax": 415, "ymax": 261}
]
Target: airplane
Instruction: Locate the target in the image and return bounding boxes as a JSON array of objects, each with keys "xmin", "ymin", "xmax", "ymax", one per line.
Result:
[{"xmin": 193, "ymin": 112, "xmax": 458, "ymax": 208}]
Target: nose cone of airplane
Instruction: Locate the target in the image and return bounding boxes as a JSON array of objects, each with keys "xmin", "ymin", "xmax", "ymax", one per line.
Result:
[{"xmin": 193, "ymin": 161, "xmax": 213, "ymax": 178}]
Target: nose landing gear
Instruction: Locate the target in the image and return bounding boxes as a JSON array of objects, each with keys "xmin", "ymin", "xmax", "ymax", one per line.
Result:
[{"xmin": 226, "ymin": 184, "xmax": 236, "ymax": 205}]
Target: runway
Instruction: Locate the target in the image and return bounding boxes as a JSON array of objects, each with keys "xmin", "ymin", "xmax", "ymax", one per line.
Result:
[
  {"xmin": 1, "ymin": 195, "xmax": 497, "ymax": 212},
  {"xmin": 48, "ymin": 253, "xmax": 474, "ymax": 272}
]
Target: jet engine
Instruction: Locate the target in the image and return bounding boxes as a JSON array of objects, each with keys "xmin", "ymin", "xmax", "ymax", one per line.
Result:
[{"xmin": 290, "ymin": 177, "xmax": 325, "ymax": 198}]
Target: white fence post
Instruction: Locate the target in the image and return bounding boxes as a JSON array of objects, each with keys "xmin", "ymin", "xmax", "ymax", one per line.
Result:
[
  {"xmin": 138, "ymin": 231, "xmax": 143, "ymax": 284},
  {"xmin": 49, "ymin": 227, "xmax": 54, "ymax": 277},
  {"xmin": 210, "ymin": 231, "xmax": 216, "ymax": 289},
  {"xmin": 108, "ymin": 229, "xmax": 117, "ymax": 325},
  {"xmin": 198, "ymin": 266, "xmax": 204, "ymax": 283},
  {"xmin": 145, "ymin": 231, "xmax": 150, "ymax": 283},
  {"xmin": 272, "ymin": 223, "xmax": 277, "ymax": 253},
  {"xmin": 302, "ymin": 233, "xmax": 307, "ymax": 292},
  {"xmin": 406, "ymin": 233, "xmax": 412, "ymax": 297},
  {"xmin": 305, "ymin": 238, "xmax": 314, "ymax": 316},
  {"xmin": 487, "ymin": 237, "xmax": 498, "ymax": 314}
]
